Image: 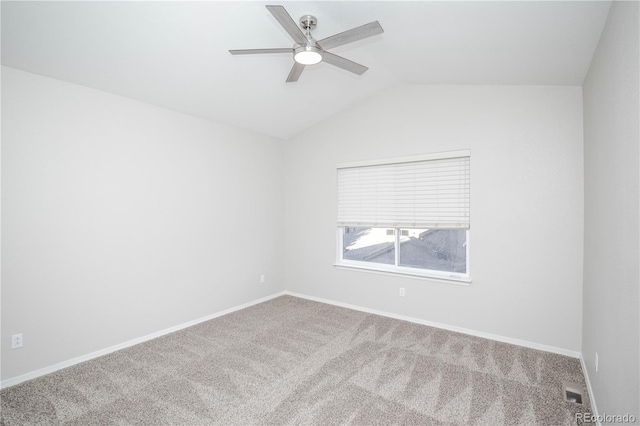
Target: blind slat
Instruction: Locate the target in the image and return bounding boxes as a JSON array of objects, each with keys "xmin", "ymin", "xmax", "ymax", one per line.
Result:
[{"xmin": 336, "ymin": 154, "xmax": 470, "ymax": 229}]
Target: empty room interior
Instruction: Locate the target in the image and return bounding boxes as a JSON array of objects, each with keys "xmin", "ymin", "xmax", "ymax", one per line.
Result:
[{"xmin": 1, "ymin": 1, "xmax": 638, "ymax": 425}]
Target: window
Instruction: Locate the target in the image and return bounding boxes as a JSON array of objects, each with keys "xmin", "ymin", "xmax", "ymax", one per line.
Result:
[{"xmin": 336, "ymin": 151, "xmax": 470, "ymax": 282}]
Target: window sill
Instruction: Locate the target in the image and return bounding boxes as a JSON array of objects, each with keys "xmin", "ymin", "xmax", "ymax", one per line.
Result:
[{"xmin": 333, "ymin": 263, "xmax": 471, "ymax": 286}]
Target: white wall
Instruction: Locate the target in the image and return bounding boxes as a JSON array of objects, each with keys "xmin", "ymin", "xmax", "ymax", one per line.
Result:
[
  {"xmin": 582, "ymin": 0, "xmax": 639, "ymax": 419},
  {"xmin": 284, "ymin": 85, "xmax": 584, "ymax": 353},
  {"xmin": 1, "ymin": 66, "xmax": 285, "ymax": 381}
]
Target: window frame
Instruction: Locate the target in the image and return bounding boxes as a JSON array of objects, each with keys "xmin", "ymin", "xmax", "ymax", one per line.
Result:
[
  {"xmin": 335, "ymin": 227, "xmax": 471, "ymax": 284},
  {"xmin": 335, "ymin": 150, "xmax": 471, "ymax": 284}
]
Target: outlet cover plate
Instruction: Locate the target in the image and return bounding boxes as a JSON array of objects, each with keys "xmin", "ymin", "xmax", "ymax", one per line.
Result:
[{"xmin": 11, "ymin": 333, "xmax": 23, "ymax": 349}]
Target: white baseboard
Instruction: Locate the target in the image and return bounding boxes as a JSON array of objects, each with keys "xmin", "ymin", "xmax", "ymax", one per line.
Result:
[
  {"xmin": 2, "ymin": 290, "xmax": 584, "ymax": 390},
  {"xmin": 284, "ymin": 291, "xmax": 582, "ymax": 359},
  {"xmin": 580, "ymin": 353, "xmax": 601, "ymax": 425},
  {"xmin": 0, "ymin": 291, "xmax": 287, "ymax": 389}
]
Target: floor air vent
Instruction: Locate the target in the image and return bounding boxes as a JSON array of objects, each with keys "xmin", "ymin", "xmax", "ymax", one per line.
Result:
[{"xmin": 562, "ymin": 381, "xmax": 584, "ymax": 404}]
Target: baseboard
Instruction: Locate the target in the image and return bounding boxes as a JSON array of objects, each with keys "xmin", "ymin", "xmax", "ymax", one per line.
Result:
[
  {"xmin": 0, "ymin": 291, "xmax": 287, "ymax": 389},
  {"xmin": 580, "ymin": 353, "xmax": 601, "ymax": 425},
  {"xmin": 284, "ymin": 291, "xmax": 582, "ymax": 359},
  {"xmin": 1, "ymin": 289, "xmax": 583, "ymax": 389}
]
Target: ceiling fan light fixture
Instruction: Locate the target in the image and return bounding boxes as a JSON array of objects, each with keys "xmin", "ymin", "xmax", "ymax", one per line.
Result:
[
  {"xmin": 294, "ymin": 45, "xmax": 323, "ymax": 65},
  {"xmin": 229, "ymin": 5, "xmax": 384, "ymax": 82}
]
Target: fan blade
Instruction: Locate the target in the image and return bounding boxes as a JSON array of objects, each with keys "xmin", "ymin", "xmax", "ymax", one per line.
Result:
[
  {"xmin": 317, "ymin": 21, "xmax": 384, "ymax": 50},
  {"xmin": 286, "ymin": 62, "xmax": 305, "ymax": 82},
  {"xmin": 266, "ymin": 5, "xmax": 308, "ymax": 45},
  {"xmin": 322, "ymin": 52, "xmax": 368, "ymax": 75},
  {"xmin": 229, "ymin": 48, "xmax": 292, "ymax": 55}
]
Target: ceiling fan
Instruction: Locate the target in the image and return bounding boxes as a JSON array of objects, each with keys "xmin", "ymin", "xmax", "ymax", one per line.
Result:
[{"xmin": 229, "ymin": 5, "xmax": 384, "ymax": 82}]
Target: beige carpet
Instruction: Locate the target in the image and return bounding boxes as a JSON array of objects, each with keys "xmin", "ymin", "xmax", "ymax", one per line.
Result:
[{"xmin": 1, "ymin": 295, "xmax": 591, "ymax": 425}]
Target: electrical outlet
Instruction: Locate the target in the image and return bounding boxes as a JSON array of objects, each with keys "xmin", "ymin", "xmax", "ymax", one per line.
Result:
[
  {"xmin": 11, "ymin": 333, "xmax": 23, "ymax": 349},
  {"xmin": 595, "ymin": 352, "xmax": 598, "ymax": 373},
  {"xmin": 399, "ymin": 287, "xmax": 405, "ymax": 297},
  {"xmin": 260, "ymin": 274, "xmax": 265, "ymax": 283}
]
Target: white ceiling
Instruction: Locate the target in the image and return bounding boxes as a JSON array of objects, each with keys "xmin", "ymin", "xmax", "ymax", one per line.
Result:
[{"xmin": 1, "ymin": 1, "xmax": 611, "ymax": 140}]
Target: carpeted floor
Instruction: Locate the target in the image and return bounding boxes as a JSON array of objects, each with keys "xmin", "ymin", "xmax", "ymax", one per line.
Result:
[{"xmin": 1, "ymin": 295, "xmax": 591, "ymax": 425}]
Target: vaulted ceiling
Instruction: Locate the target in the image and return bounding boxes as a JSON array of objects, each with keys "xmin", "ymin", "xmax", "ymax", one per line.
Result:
[{"xmin": 1, "ymin": 1, "xmax": 611, "ymax": 140}]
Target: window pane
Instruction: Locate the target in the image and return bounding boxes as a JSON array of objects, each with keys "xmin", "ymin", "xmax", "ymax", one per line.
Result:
[
  {"xmin": 398, "ymin": 229, "xmax": 466, "ymax": 273},
  {"xmin": 342, "ymin": 226, "xmax": 395, "ymax": 265}
]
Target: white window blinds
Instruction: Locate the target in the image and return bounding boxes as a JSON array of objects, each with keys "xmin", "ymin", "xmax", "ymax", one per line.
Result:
[{"xmin": 337, "ymin": 151, "xmax": 470, "ymax": 229}]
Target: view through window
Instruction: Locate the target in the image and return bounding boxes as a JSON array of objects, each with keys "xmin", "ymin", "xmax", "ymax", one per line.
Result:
[{"xmin": 341, "ymin": 227, "xmax": 467, "ymax": 275}]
